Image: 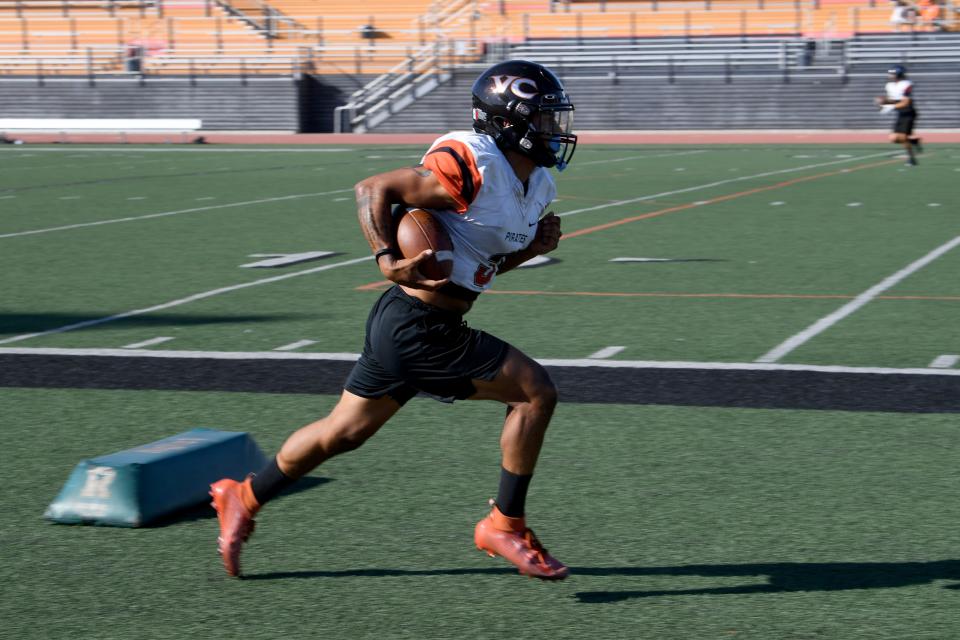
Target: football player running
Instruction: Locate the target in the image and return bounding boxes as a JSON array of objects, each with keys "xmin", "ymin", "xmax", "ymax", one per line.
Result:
[
  {"xmin": 875, "ymin": 64, "xmax": 922, "ymax": 166},
  {"xmin": 210, "ymin": 60, "xmax": 577, "ymax": 580}
]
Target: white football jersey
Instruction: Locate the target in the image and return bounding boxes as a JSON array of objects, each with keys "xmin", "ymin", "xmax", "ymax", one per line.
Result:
[
  {"xmin": 885, "ymin": 79, "xmax": 913, "ymax": 101},
  {"xmin": 420, "ymin": 131, "xmax": 556, "ymax": 293}
]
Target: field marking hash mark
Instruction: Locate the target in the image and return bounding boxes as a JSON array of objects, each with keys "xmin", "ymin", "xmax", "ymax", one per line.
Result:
[
  {"xmin": 929, "ymin": 355, "xmax": 959, "ymax": 369},
  {"xmin": 587, "ymin": 346, "xmax": 626, "ymax": 359},
  {"xmin": 122, "ymin": 336, "xmax": 174, "ymax": 349},
  {"xmin": 274, "ymin": 340, "xmax": 317, "ymax": 352}
]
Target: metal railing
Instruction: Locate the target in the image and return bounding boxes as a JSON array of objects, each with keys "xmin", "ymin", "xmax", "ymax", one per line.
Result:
[
  {"xmin": 332, "ymin": 0, "xmax": 484, "ymax": 132},
  {"xmin": 4, "ymin": 30, "xmax": 960, "ymax": 78},
  {"xmin": 214, "ymin": 0, "xmax": 304, "ymax": 39},
  {"xmin": 332, "ymin": 40, "xmax": 452, "ymax": 133},
  {"xmin": 0, "ymin": 0, "xmax": 156, "ymax": 17},
  {"xmin": 0, "ymin": 40, "xmax": 485, "ymax": 76},
  {"xmin": 0, "ymin": 45, "xmax": 314, "ymax": 77}
]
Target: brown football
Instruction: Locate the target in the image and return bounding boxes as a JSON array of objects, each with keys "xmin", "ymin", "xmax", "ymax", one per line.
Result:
[{"xmin": 396, "ymin": 208, "xmax": 454, "ymax": 280}]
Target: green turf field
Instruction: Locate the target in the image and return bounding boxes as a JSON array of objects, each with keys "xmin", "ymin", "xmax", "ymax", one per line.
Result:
[
  {"xmin": 1, "ymin": 144, "xmax": 958, "ymax": 365},
  {"xmin": 3, "ymin": 388, "xmax": 960, "ymax": 639},
  {"xmin": 2, "ymin": 143, "xmax": 959, "ymax": 639}
]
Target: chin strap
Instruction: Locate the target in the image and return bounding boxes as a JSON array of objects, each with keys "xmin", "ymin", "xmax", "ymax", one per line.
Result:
[{"xmin": 485, "ymin": 119, "xmax": 560, "ymax": 169}]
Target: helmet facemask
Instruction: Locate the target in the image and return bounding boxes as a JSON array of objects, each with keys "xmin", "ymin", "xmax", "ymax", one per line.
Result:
[
  {"xmin": 524, "ymin": 105, "xmax": 576, "ymax": 171},
  {"xmin": 479, "ymin": 102, "xmax": 577, "ymax": 171}
]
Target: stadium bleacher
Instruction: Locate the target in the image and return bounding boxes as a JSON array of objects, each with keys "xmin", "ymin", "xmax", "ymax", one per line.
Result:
[
  {"xmin": 4, "ymin": 0, "xmax": 956, "ymax": 77},
  {"xmin": 354, "ymin": 62, "xmax": 960, "ymax": 131},
  {"xmin": 0, "ymin": 0, "xmax": 958, "ymax": 131},
  {"xmin": 0, "ymin": 0, "xmax": 480, "ymax": 75}
]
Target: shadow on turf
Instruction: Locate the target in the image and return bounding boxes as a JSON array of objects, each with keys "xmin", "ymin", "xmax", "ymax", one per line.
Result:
[
  {"xmin": 147, "ymin": 476, "xmax": 331, "ymax": 527},
  {"xmin": 572, "ymin": 560, "xmax": 960, "ymax": 603},
  {"xmin": 243, "ymin": 559, "xmax": 960, "ymax": 594},
  {"xmin": 0, "ymin": 312, "xmax": 313, "ymax": 334}
]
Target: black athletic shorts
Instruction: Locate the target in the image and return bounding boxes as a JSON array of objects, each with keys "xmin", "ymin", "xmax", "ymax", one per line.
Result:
[
  {"xmin": 344, "ymin": 285, "xmax": 509, "ymax": 405},
  {"xmin": 894, "ymin": 112, "xmax": 917, "ymax": 135}
]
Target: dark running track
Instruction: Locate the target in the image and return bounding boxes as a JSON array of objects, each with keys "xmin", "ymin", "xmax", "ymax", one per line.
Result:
[{"xmin": 1, "ymin": 353, "xmax": 958, "ymax": 413}]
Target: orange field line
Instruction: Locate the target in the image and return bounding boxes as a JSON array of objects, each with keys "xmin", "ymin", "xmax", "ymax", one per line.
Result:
[
  {"xmin": 357, "ymin": 279, "xmax": 392, "ymax": 290},
  {"xmin": 355, "ymin": 283, "xmax": 960, "ymax": 301},
  {"xmin": 561, "ymin": 157, "xmax": 900, "ymax": 240},
  {"xmin": 354, "ymin": 156, "xmax": 900, "ymax": 291},
  {"xmin": 481, "ymin": 290, "xmax": 960, "ymax": 301}
]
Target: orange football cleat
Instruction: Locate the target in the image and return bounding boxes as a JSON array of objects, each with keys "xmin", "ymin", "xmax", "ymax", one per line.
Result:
[
  {"xmin": 209, "ymin": 477, "xmax": 259, "ymax": 577},
  {"xmin": 474, "ymin": 502, "xmax": 569, "ymax": 580}
]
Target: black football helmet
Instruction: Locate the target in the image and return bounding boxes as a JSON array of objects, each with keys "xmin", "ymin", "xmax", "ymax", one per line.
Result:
[
  {"xmin": 888, "ymin": 64, "xmax": 907, "ymax": 79},
  {"xmin": 471, "ymin": 60, "xmax": 577, "ymax": 171}
]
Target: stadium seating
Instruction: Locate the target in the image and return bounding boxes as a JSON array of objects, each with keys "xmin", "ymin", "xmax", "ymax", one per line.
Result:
[
  {"xmin": 357, "ymin": 59, "xmax": 960, "ymax": 132},
  {"xmin": 4, "ymin": 0, "xmax": 955, "ymax": 78},
  {"xmin": 476, "ymin": 0, "xmax": 907, "ymax": 40},
  {"xmin": 0, "ymin": 0, "xmax": 279, "ymax": 74},
  {"xmin": 1, "ymin": 0, "xmax": 958, "ymax": 134},
  {"xmin": 0, "ymin": 0, "xmax": 476, "ymax": 75}
]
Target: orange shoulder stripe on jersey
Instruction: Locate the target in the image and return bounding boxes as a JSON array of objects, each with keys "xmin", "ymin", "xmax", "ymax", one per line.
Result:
[{"xmin": 422, "ymin": 139, "xmax": 483, "ymax": 213}]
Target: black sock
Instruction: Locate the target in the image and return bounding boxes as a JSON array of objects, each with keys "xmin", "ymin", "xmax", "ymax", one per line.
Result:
[
  {"xmin": 250, "ymin": 456, "xmax": 296, "ymax": 506},
  {"xmin": 495, "ymin": 467, "xmax": 532, "ymax": 518}
]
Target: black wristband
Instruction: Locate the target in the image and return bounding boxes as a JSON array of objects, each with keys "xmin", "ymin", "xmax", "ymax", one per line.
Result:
[{"xmin": 374, "ymin": 247, "xmax": 398, "ymax": 263}]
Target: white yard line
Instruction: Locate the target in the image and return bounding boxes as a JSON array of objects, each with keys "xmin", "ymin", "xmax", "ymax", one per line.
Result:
[
  {"xmin": 557, "ymin": 151, "xmax": 895, "ymax": 218},
  {"xmin": 0, "ymin": 189, "xmax": 353, "ymax": 239},
  {"xmin": 587, "ymin": 346, "xmax": 625, "ymax": 359},
  {"xmin": 577, "ymin": 150, "xmax": 708, "ymax": 166},
  {"xmin": 929, "ymin": 354, "xmax": 959, "ymax": 369},
  {"xmin": 122, "ymin": 336, "xmax": 174, "ymax": 349},
  {"xmin": 273, "ymin": 339, "xmax": 317, "ymax": 352},
  {"xmin": 3, "ymin": 346, "xmax": 960, "ymax": 378},
  {"xmin": 756, "ymin": 234, "xmax": 960, "ymax": 364},
  {"xmin": 0, "ymin": 255, "xmax": 374, "ymax": 345}
]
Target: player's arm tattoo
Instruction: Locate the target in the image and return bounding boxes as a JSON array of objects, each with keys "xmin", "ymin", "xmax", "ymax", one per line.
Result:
[
  {"xmin": 356, "ymin": 167, "xmax": 453, "ymax": 254},
  {"xmin": 355, "ymin": 182, "xmax": 396, "ymax": 253}
]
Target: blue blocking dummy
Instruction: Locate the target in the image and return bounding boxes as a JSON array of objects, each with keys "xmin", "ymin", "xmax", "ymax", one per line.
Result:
[{"xmin": 46, "ymin": 429, "xmax": 267, "ymax": 527}]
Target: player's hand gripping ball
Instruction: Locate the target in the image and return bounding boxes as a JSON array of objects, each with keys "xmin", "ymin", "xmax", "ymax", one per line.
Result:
[{"xmin": 395, "ymin": 208, "xmax": 454, "ymax": 281}]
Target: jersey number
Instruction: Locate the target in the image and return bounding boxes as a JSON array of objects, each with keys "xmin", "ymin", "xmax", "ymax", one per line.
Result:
[
  {"xmin": 473, "ymin": 253, "xmax": 509, "ymax": 287},
  {"xmin": 474, "ymin": 264, "xmax": 496, "ymax": 287},
  {"xmin": 474, "ymin": 254, "xmax": 508, "ymax": 287}
]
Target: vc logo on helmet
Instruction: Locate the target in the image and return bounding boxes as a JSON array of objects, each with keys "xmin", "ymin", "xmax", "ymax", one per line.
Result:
[{"xmin": 490, "ymin": 75, "xmax": 539, "ymax": 100}]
